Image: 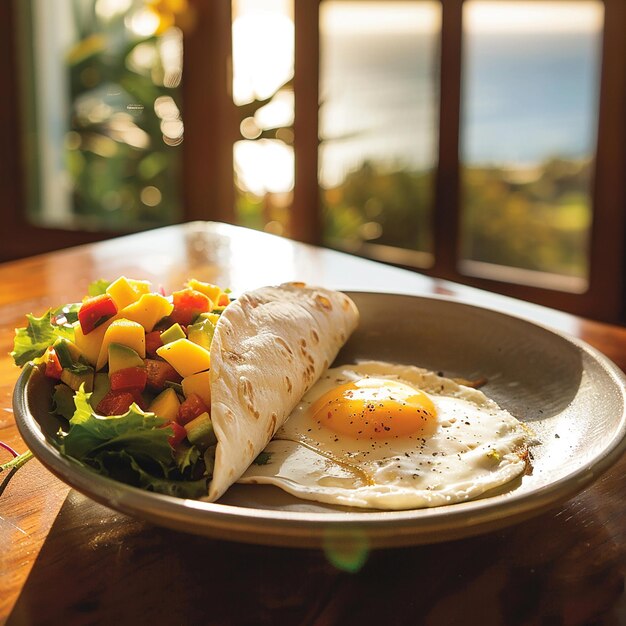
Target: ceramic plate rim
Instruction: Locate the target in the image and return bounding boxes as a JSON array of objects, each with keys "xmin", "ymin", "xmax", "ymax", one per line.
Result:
[{"xmin": 12, "ymin": 292, "xmax": 626, "ymax": 547}]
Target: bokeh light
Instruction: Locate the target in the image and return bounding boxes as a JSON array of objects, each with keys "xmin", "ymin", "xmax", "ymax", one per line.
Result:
[{"xmin": 323, "ymin": 528, "xmax": 370, "ymax": 573}]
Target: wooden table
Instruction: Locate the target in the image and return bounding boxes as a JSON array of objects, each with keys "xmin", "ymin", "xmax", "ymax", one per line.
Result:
[{"xmin": 1, "ymin": 222, "xmax": 625, "ymax": 625}]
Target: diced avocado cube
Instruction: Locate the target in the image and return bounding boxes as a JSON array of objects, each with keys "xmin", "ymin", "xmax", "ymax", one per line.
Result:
[
  {"xmin": 89, "ymin": 373, "xmax": 111, "ymax": 410},
  {"xmin": 148, "ymin": 387, "xmax": 181, "ymax": 423},
  {"xmin": 61, "ymin": 366, "xmax": 94, "ymax": 392},
  {"xmin": 184, "ymin": 411, "xmax": 217, "ymax": 449},
  {"xmin": 53, "ymin": 337, "xmax": 82, "ymax": 369},
  {"xmin": 108, "ymin": 342, "xmax": 145, "ymax": 376},
  {"xmin": 187, "ymin": 316, "xmax": 216, "ymax": 351},
  {"xmin": 160, "ymin": 323, "xmax": 186, "ymax": 344}
]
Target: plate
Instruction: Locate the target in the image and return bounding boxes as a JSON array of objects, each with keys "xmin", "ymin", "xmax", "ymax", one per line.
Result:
[{"xmin": 13, "ymin": 292, "xmax": 626, "ymax": 548}]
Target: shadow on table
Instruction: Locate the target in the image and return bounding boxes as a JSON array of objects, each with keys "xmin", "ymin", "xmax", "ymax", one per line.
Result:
[{"xmin": 8, "ymin": 484, "xmax": 625, "ymax": 626}]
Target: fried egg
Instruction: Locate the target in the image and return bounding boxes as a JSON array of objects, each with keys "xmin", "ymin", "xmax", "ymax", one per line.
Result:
[{"xmin": 238, "ymin": 361, "xmax": 535, "ymax": 510}]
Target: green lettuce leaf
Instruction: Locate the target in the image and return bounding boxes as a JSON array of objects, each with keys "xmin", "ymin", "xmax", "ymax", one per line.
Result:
[
  {"xmin": 88, "ymin": 279, "xmax": 111, "ymax": 297},
  {"xmin": 11, "ymin": 304, "xmax": 80, "ymax": 367},
  {"xmin": 93, "ymin": 450, "xmax": 209, "ymax": 498},
  {"xmin": 60, "ymin": 389, "xmax": 172, "ymax": 465},
  {"xmin": 56, "ymin": 388, "xmax": 209, "ymax": 497},
  {"xmin": 52, "ymin": 384, "xmax": 77, "ymax": 421}
]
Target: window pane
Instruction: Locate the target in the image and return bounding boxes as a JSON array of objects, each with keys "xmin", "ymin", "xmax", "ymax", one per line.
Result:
[
  {"xmin": 320, "ymin": 1, "xmax": 440, "ymax": 267},
  {"xmin": 232, "ymin": 0, "xmax": 295, "ymax": 237},
  {"xmin": 460, "ymin": 1, "xmax": 603, "ymax": 292},
  {"xmin": 18, "ymin": 0, "xmax": 185, "ymax": 231}
]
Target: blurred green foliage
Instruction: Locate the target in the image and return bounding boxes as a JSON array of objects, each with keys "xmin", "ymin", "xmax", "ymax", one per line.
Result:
[
  {"xmin": 322, "ymin": 157, "xmax": 591, "ymax": 280},
  {"xmin": 60, "ymin": 0, "xmax": 181, "ymax": 230}
]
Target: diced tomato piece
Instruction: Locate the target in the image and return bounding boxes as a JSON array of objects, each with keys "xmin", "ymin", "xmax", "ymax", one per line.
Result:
[
  {"xmin": 131, "ymin": 389, "xmax": 148, "ymax": 410},
  {"xmin": 110, "ymin": 366, "xmax": 148, "ymax": 392},
  {"xmin": 170, "ymin": 289, "xmax": 212, "ymax": 325},
  {"xmin": 78, "ymin": 294, "xmax": 118, "ymax": 335},
  {"xmin": 177, "ymin": 393, "xmax": 209, "ymax": 425},
  {"xmin": 145, "ymin": 330, "xmax": 164, "ymax": 358},
  {"xmin": 217, "ymin": 293, "xmax": 230, "ymax": 307},
  {"xmin": 167, "ymin": 421, "xmax": 187, "ymax": 448},
  {"xmin": 96, "ymin": 390, "xmax": 136, "ymax": 416},
  {"xmin": 44, "ymin": 348, "xmax": 63, "ymax": 379},
  {"xmin": 144, "ymin": 358, "xmax": 182, "ymax": 391}
]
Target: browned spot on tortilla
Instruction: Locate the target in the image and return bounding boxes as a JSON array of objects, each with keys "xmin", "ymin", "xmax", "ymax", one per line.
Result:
[
  {"xmin": 315, "ymin": 294, "xmax": 332, "ymax": 311},
  {"xmin": 247, "ymin": 440, "xmax": 254, "ymax": 458},
  {"xmin": 239, "ymin": 377, "xmax": 255, "ymax": 402},
  {"xmin": 342, "ymin": 297, "xmax": 352, "ymax": 311},
  {"xmin": 275, "ymin": 336, "xmax": 294, "ymax": 360},
  {"xmin": 323, "ymin": 359, "xmax": 328, "ymax": 370},
  {"xmin": 287, "ymin": 281, "xmax": 306, "ymax": 288},
  {"xmin": 302, "ymin": 364, "xmax": 315, "ymax": 385},
  {"xmin": 285, "ymin": 376, "xmax": 292, "ymax": 393},
  {"xmin": 244, "ymin": 294, "xmax": 261, "ymax": 308},
  {"xmin": 311, "ymin": 329, "xmax": 319, "ymax": 344},
  {"xmin": 267, "ymin": 412, "xmax": 277, "ymax": 435},
  {"xmin": 223, "ymin": 350, "xmax": 245, "ymax": 364},
  {"xmin": 300, "ymin": 338, "xmax": 307, "ymax": 348},
  {"xmin": 307, "ymin": 354, "xmax": 315, "ymax": 365}
]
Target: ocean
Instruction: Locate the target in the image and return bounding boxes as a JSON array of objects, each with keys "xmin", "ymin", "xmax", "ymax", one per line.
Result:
[{"xmin": 319, "ymin": 29, "xmax": 602, "ymax": 187}]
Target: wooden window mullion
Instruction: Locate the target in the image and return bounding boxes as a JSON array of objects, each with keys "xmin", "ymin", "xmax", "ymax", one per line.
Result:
[
  {"xmin": 432, "ymin": 0, "xmax": 463, "ymax": 280},
  {"xmin": 293, "ymin": 0, "xmax": 321, "ymax": 245}
]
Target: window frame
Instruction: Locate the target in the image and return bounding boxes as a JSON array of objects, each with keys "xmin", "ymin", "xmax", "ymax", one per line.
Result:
[
  {"xmin": 2, "ymin": 0, "xmax": 625, "ymax": 323},
  {"xmin": 294, "ymin": 0, "xmax": 626, "ymax": 323}
]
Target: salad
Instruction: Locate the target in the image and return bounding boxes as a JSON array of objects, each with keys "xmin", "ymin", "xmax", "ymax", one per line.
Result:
[{"xmin": 11, "ymin": 277, "xmax": 233, "ymax": 498}]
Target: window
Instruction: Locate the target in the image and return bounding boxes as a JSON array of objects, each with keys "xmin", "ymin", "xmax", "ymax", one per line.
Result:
[
  {"xmin": 459, "ymin": 2, "xmax": 603, "ymax": 294},
  {"xmin": 319, "ymin": 2, "xmax": 440, "ymax": 268},
  {"xmin": 3, "ymin": 0, "xmax": 626, "ymax": 322},
  {"xmin": 18, "ymin": 0, "xmax": 184, "ymax": 231}
]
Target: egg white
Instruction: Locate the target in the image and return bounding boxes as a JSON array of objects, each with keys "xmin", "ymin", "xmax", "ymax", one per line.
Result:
[{"xmin": 238, "ymin": 361, "xmax": 535, "ymax": 510}]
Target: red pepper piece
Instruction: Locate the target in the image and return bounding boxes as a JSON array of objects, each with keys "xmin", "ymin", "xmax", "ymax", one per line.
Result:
[
  {"xmin": 145, "ymin": 330, "xmax": 164, "ymax": 358},
  {"xmin": 177, "ymin": 393, "xmax": 209, "ymax": 425},
  {"xmin": 170, "ymin": 289, "xmax": 211, "ymax": 326},
  {"xmin": 144, "ymin": 359, "xmax": 181, "ymax": 391},
  {"xmin": 167, "ymin": 422, "xmax": 187, "ymax": 448},
  {"xmin": 110, "ymin": 366, "xmax": 148, "ymax": 392},
  {"xmin": 78, "ymin": 294, "xmax": 118, "ymax": 335},
  {"xmin": 96, "ymin": 390, "xmax": 137, "ymax": 416},
  {"xmin": 44, "ymin": 348, "xmax": 63, "ymax": 379}
]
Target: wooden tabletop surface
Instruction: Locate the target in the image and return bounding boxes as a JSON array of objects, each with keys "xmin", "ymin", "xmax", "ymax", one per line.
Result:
[{"xmin": 1, "ymin": 222, "xmax": 625, "ymax": 625}]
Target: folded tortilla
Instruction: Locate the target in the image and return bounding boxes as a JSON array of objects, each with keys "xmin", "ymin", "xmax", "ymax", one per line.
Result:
[{"xmin": 206, "ymin": 283, "xmax": 359, "ymax": 501}]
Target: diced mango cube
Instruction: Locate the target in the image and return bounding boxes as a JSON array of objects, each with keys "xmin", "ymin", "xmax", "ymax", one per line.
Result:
[
  {"xmin": 186, "ymin": 279, "xmax": 222, "ymax": 304},
  {"xmin": 119, "ymin": 293, "xmax": 173, "ymax": 332},
  {"xmin": 127, "ymin": 279, "xmax": 152, "ymax": 296},
  {"xmin": 106, "ymin": 276, "xmax": 144, "ymax": 310},
  {"xmin": 148, "ymin": 387, "xmax": 180, "ymax": 422},
  {"xmin": 182, "ymin": 370, "xmax": 212, "ymax": 407},
  {"xmin": 156, "ymin": 338, "xmax": 211, "ymax": 377},
  {"xmin": 96, "ymin": 318, "xmax": 146, "ymax": 370},
  {"xmin": 73, "ymin": 317, "xmax": 117, "ymax": 366}
]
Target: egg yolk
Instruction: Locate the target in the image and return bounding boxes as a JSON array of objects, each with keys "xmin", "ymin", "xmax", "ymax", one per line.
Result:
[{"xmin": 309, "ymin": 377, "xmax": 437, "ymax": 440}]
